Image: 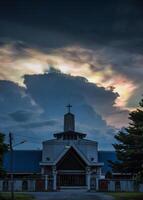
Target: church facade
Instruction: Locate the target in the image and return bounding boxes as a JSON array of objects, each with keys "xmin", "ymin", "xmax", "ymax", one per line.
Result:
[
  {"xmin": 1, "ymin": 106, "xmax": 138, "ymax": 192},
  {"xmin": 40, "ymin": 105, "xmax": 103, "ymax": 190}
]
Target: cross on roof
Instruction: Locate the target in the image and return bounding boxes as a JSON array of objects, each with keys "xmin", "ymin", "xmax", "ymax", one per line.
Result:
[{"xmin": 66, "ymin": 104, "xmax": 72, "ymax": 113}]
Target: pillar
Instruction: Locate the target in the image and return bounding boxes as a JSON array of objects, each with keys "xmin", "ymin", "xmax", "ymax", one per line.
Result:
[
  {"xmin": 97, "ymin": 167, "xmax": 102, "ymax": 178},
  {"xmin": 96, "ymin": 167, "xmax": 101, "ymax": 191},
  {"xmin": 45, "ymin": 175, "xmax": 48, "ymax": 191},
  {"xmin": 96, "ymin": 178, "xmax": 99, "ymax": 191},
  {"xmin": 41, "ymin": 167, "xmax": 44, "ymax": 175},
  {"xmin": 86, "ymin": 167, "xmax": 91, "ymax": 191},
  {"xmin": 52, "ymin": 166, "xmax": 57, "ymax": 191}
]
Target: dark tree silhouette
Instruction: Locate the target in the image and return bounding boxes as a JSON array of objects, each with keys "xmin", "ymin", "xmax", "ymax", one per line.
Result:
[
  {"xmin": 0, "ymin": 132, "xmax": 8, "ymax": 176},
  {"xmin": 109, "ymin": 99, "xmax": 143, "ymax": 177}
]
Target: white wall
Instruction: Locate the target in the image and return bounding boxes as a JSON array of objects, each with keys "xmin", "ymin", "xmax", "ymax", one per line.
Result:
[
  {"xmin": 14, "ymin": 180, "xmax": 22, "ymax": 191},
  {"xmin": 108, "ymin": 180, "xmax": 135, "ymax": 192},
  {"xmin": 0, "ymin": 180, "xmax": 35, "ymax": 192},
  {"xmin": 139, "ymin": 184, "xmax": 143, "ymax": 192}
]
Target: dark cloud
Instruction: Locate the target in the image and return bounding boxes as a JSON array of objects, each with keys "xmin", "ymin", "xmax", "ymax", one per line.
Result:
[
  {"xmin": 24, "ymin": 71, "xmax": 119, "ymax": 118},
  {"xmin": 76, "ymin": 104, "xmax": 107, "ymax": 128},
  {"xmin": 20, "ymin": 120, "xmax": 58, "ymax": 129},
  {"xmin": 0, "ymin": 20, "xmax": 74, "ymax": 51},
  {"xmin": 0, "ymin": 0, "xmax": 143, "ymax": 108},
  {"xmin": 0, "ymin": 80, "xmax": 34, "ymax": 113},
  {"xmin": 9, "ymin": 110, "xmax": 38, "ymax": 122},
  {"xmin": 0, "ymin": 72, "xmax": 124, "ymax": 149},
  {"xmin": 0, "ymin": 0, "xmax": 143, "ymax": 53},
  {"xmin": 0, "ymin": 0, "xmax": 142, "ymax": 149},
  {"xmin": 23, "ymin": 71, "xmax": 127, "ymax": 139}
]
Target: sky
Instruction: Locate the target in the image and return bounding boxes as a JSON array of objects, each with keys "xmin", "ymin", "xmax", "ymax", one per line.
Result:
[{"xmin": 0, "ymin": 0, "xmax": 143, "ymax": 150}]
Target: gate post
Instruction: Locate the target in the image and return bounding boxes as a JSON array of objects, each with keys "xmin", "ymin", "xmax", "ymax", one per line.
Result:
[
  {"xmin": 96, "ymin": 178, "xmax": 99, "ymax": 191},
  {"xmin": 45, "ymin": 175, "xmax": 48, "ymax": 191},
  {"xmin": 52, "ymin": 166, "xmax": 57, "ymax": 191},
  {"xmin": 86, "ymin": 167, "xmax": 91, "ymax": 191}
]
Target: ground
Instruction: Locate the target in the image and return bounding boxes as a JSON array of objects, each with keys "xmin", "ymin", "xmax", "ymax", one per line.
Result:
[
  {"xmin": 30, "ymin": 190, "xmax": 114, "ymax": 200},
  {"xmin": 1, "ymin": 191, "xmax": 143, "ymax": 200},
  {"xmin": 109, "ymin": 192, "xmax": 143, "ymax": 200},
  {"xmin": 0, "ymin": 193, "xmax": 34, "ymax": 200}
]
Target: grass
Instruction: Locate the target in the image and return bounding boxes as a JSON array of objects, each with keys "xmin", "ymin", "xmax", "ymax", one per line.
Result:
[
  {"xmin": 108, "ymin": 192, "xmax": 143, "ymax": 200},
  {"xmin": 0, "ymin": 193, "xmax": 35, "ymax": 200}
]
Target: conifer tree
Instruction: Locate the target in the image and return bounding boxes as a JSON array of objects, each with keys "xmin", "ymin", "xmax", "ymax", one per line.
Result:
[
  {"xmin": 0, "ymin": 132, "xmax": 7, "ymax": 176},
  {"xmin": 109, "ymin": 99, "xmax": 143, "ymax": 176}
]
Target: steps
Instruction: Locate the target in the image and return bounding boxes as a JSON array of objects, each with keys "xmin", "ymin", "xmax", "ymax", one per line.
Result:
[{"xmin": 59, "ymin": 186, "xmax": 87, "ymax": 190}]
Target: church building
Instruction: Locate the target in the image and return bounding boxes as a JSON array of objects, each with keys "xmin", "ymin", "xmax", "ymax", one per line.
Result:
[
  {"xmin": 1, "ymin": 106, "xmax": 137, "ymax": 192},
  {"xmin": 1, "ymin": 105, "xmax": 119, "ymax": 192},
  {"xmin": 40, "ymin": 105, "xmax": 104, "ymax": 190}
]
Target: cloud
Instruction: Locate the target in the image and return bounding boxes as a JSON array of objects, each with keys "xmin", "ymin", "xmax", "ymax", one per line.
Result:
[
  {"xmin": 9, "ymin": 110, "xmax": 39, "ymax": 122},
  {"xmin": 0, "ymin": 80, "xmax": 43, "ymax": 132},
  {"xmin": 1, "ymin": 1, "xmax": 143, "ymax": 53},
  {"xmin": 0, "ymin": 20, "xmax": 74, "ymax": 51},
  {"xmin": 23, "ymin": 71, "xmax": 123, "ymax": 148},
  {"xmin": 0, "ymin": 71, "xmax": 127, "ymax": 149},
  {"xmin": 0, "ymin": 40, "xmax": 141, "ymax": 112},
  {"xmin": 24, "ymin": 72, "xmax": 117, "ymax": 116},
  {"xmin": 24, "ymin": 71, "xmax": 128, "ymax": 129},
  {"xmin": 0, "ymin": 0, "xmax": 143, "ymax": 150},
  {"xmin": 0, "ymin": 80, "xmax": 35, "ymax": 113},
  {"xmin": 19, "ymin": 120, "xmax": 58, "ymax": 129},
  {"xmin": 47, "ymin": 45, "xmax": 143, "ymax": 110}
]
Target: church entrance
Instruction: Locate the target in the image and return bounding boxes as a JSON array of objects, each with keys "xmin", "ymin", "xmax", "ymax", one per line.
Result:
[
  {"xmin": 56, "ymin": 147, "xmax": 87, "ymax": 187},
  {"xmin": 58, "ymin": 174, "xmax": 86, "ymax": 186}
]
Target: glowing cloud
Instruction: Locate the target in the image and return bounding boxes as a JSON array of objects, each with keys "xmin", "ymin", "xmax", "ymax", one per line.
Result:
[{"xmin": 0, "ymin": 43, "xmax": 139, "ymax": 114}]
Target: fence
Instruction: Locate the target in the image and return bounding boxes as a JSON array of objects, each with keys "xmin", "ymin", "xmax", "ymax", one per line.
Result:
[
  {"xmin": 99, "ymin": 179, "xmax": 143, "ymax": 192},
  {"xmin": 0, "ymin": 179, "xmax": 46, "ymax": 192}
]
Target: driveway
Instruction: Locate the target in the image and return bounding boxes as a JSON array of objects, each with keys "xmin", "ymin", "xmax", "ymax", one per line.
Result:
[{"xmin": 30, "ymin": 190, "xmax": 114, "ymax": 200}]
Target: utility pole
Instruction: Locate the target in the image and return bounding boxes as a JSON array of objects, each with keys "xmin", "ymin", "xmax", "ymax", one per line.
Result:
[{"xmin": 9, "ymin": 132, "xmax": 14, "ymax": 200}]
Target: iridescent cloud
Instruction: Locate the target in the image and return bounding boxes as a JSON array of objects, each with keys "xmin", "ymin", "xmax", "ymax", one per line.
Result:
[{"xmin": 0, "ymin": 42, "xmax": 141, "ymax": 123}]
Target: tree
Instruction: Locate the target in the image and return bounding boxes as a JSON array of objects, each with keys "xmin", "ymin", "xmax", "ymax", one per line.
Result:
[
  {"xmin": 0, "ymin": 132, "xmax": 8, "ymax": 176},
  {"xmin": 105, "ymin": 171, "xmax": 112, "ymax": 179},
  {"xmin": 109, "ymin": 99, "xmax": 143, "ymax": 176}
]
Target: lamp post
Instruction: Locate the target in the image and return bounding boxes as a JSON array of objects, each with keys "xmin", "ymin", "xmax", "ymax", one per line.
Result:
[{"xmin": 9, "ymin": 133, "xmax": 26, "ymax": 200}]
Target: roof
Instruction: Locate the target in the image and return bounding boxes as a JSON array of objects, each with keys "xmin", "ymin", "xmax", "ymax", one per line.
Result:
[
  {"xmin": 54, "ymin": 131, "xmax": 86, "ymax": 139},
  {"xmin": 3, "ymin": 150, "xmax": 42, "ymax": 174},
  {"xmin": 98, "ymin": 151, "xmax": 118, "ymax": 174},
  {"xmin": 55, "ymin": 145, "xmax": 90, "ymax": 165},
  {"xmin": 3, "ymin": 150, "xmax": 117, "ymax": 175}
]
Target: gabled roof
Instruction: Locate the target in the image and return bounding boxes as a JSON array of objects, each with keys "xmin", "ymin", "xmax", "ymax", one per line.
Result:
[
  {"xmin": 54, "ymin": 144, "xmax": 90, "ymax": 165},
  {"xmin": 54, "ymin": 131, "xmax": 86, "ymax": 139},
  {"xmin": 3, "ymin": 150, "xmax": 117, "ymax": 174},
  {"xmin": 3, "ymin": 150, "xmax": 42, "ymax": 174}
]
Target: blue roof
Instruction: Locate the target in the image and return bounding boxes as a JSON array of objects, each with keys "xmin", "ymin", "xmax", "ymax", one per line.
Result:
[
  {"xmin": 3, "ymin": 150, "xmax": 42, "ymax": 173},
  {"xmin": 3, "ymin": 150, "xmax": 117, "ymax": 174},
  {"xmin": 98, "ymin": 151, "xmax": 117, "ymax": 174}
]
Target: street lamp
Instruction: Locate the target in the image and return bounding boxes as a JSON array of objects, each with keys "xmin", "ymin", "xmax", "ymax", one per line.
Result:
[
  {"xmin": 13, "ymin": 140, "xmax": 27, "ymax": 147},
  {"xmin": 9, "ymin": 133, "xmax": 26, "ymax": 200}
]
